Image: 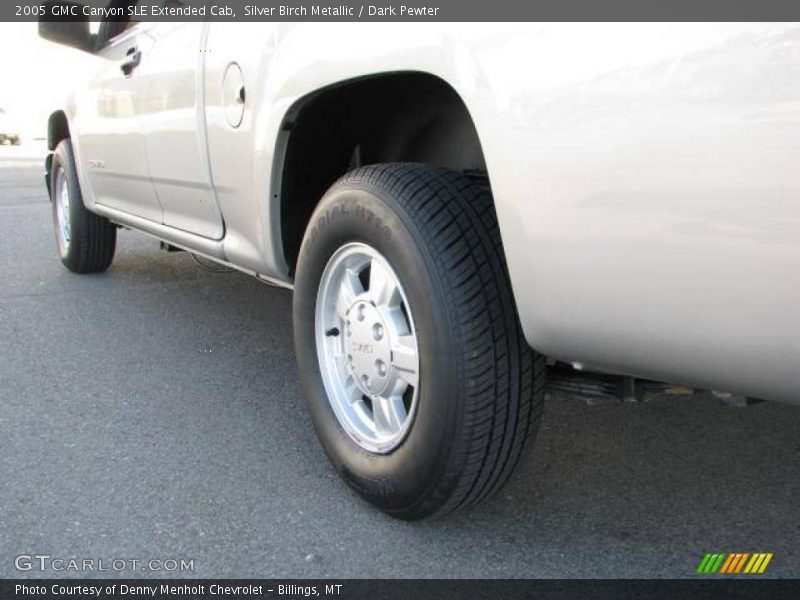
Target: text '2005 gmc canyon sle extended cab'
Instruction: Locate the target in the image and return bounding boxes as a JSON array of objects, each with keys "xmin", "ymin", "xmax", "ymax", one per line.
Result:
[{"xmin": 38, "ymin": 11, "xmax": 799, "ymax": 518}]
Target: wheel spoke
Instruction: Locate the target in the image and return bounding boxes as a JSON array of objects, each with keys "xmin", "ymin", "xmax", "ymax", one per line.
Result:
[
  {"xmin": 391, "ymin": 334, "xmax": 419, "ymax": 388},
  {"xmin": 368, "ymin": 258, "xmax": 400, "ymax": 308},
  {"xmin": 372, "ymin": 395, "xmax": 407, "ymax": 436},
  {"xmin": 333, "ymin": 355, "xmax": 360, "ymax": 402},
  {"xmin": 344, "ymin": 376, "xmax": 362, "ymax": 405},
  {"xmin": 336, "ymin": 267, "xmax": 364, "ymax": 320}
]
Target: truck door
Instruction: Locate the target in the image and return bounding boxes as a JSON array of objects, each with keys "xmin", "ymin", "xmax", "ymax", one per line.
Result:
[
  {"xmin": 138, "ymin": 22, "xmax": 225, "ymax": 240},
  {"xmin": 73, "ymin": 20, "xmax": 163, "ymax": 223}
]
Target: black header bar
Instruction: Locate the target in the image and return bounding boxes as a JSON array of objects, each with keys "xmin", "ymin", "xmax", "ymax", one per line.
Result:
[{"xmin": 7, "ymin": 0, "xmax": 800, "ymax": 22}]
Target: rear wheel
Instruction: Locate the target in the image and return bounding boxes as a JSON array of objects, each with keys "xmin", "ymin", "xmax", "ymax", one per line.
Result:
[
  {"xmin": 50, "ymin": 139, "xmax": 116, "ymax": 273},
  {"xmin": 293, "ymin": 163, "xmax": 546, "ymax": 519}
]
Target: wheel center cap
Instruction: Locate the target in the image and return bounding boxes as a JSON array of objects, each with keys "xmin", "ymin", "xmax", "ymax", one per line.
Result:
[{"xmin": 346, "ymin": 301, "xmax": 392, "ymax": 396}]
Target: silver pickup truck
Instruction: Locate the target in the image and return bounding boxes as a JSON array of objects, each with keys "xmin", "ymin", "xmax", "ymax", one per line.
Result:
[{"xmin": 39, "ymin": 13, "xmax": 799, "ymax": 518}]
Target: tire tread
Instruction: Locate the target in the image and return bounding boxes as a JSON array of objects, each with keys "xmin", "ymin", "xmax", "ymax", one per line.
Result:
[{"xmin": 337, "ymin": 163, "xmax": 546, "ymax": 517}]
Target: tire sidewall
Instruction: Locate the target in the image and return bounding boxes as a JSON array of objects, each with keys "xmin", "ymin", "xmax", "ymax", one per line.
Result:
[{"xmin": 294, "ymin": 182, "xmax": 465, "ymax": 516}]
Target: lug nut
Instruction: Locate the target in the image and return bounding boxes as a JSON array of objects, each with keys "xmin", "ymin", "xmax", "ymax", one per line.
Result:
[
  {"xmin": 372, "ymin": 323, "xmax": 384, "ymax": 341},
  {"xmin": 375, "ymin": 359, "xmax": 387, "ymax": 376}
]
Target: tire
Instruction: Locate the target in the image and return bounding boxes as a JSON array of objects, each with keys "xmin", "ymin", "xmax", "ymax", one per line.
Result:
[
  {"xmin": 293, "ymin": 163, "xmax": 546, "ymax": 519},
  {"xmin": 50, "ymin": 139, "xmax": 116, "ymax": 273}
]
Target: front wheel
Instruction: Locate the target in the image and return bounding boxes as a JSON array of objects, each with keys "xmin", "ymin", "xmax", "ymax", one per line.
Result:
[
  {"xmin": 50, "ymin": 139, "xmax": 116, "ymax": 273},
  {"xmin": 293, "ymin": 164, "xmax": 545, "ymax": 519}
]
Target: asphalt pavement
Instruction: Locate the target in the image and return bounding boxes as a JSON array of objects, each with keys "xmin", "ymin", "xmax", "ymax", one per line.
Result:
[{"xmin": 1, "ymin": 145, "xmax": 798, "ymax": 578}]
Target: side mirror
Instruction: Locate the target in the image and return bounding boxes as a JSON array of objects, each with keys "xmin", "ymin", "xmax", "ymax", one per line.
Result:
[{"xmin": 38, "ymin": 2, "xmax": 95, "ymax": 52}]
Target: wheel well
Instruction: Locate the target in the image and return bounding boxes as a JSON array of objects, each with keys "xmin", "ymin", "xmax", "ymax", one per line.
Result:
[
  {"xmin": 277, "ymin": 72, "xmax": 487, "ymax": 274},
  {"xmin": 48, "ymin": 110, "xmax": 70, "ymax": 151}
]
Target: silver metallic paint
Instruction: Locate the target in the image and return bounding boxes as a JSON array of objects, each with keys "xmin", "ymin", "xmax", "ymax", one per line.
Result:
[{"xmin": 59, "ymin": 23, "xmax": 799, "ymax": 403}]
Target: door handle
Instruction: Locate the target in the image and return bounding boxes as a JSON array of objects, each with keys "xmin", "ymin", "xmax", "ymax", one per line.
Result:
[{"xmin": 121, "ymin": 47, "xmax": 141, "ymax": 77}]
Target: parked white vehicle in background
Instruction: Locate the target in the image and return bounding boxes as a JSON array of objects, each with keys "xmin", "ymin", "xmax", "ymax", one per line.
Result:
[
  {"xmin": 0, "ymin": 108, "xmax": 21, "ymax": 145},
  {"xmin": 39, "ymin": 10, "xmax": 800, "ymax": 518}
]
